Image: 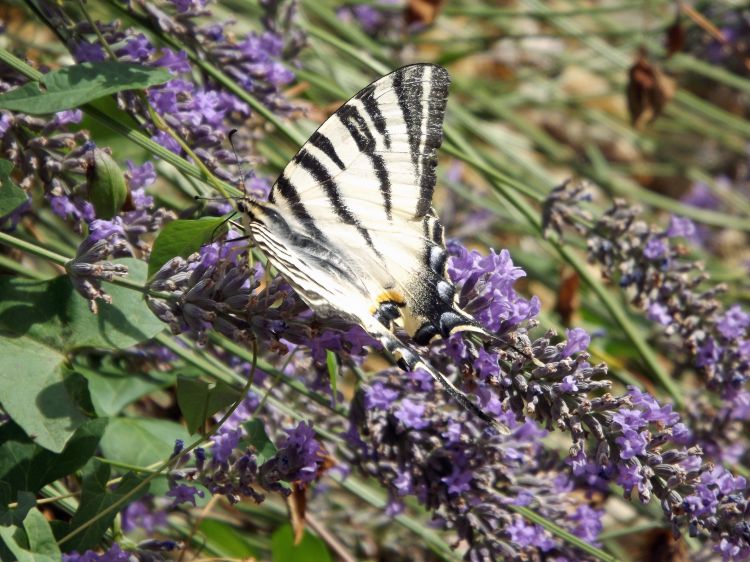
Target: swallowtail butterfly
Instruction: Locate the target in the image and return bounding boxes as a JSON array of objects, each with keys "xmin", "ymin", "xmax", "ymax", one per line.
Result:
[{"xmin": 238, "ymin": 64, "xmax": 506, "ymax": 433}]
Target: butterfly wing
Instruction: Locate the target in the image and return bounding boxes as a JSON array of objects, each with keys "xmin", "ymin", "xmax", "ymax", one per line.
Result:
[
  {"xmin": 248, "ymin": 64, "xmax": 484, "ymax": 343},
  {"xmin": 243, "ymin": 64, "xmax": 504, "ymax": 430}
]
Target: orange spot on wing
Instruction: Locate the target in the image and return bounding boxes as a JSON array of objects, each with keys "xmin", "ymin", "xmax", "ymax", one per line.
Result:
[
  {"xmin": 377, "ymin": 290, "xmax": 406, "ymax": 306},
  {"xmin": 369, "ymin": 290, "xmax": 406, "ymax": 315}
]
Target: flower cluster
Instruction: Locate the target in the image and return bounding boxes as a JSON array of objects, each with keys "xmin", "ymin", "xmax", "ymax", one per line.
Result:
[
  {"xmin": 0, "ymin": 86, "xmax": 91, "ymax": 230},
  {"xmin": 0, "ymin": 51, "xmax": 174, "ymax": 309},
  {"xmin": 347, "ymin": 367, "xmax": 605, "ymax": 561},
  {"xmin": 688, "ymin": 4, "xmax": 750, "ymax": 76},
  {"xmin": 345, "ymin": 240, "xmax": 749, "ymax": 560},
  {"xmin": 337, "ymin": 1, "xmax": 405, "ymax": 38},
  {"xmin": 68, "ymin": 0, "xmax": 302, "ymax": 187},
  {"xmin": 545, "ymin": 184, "xmax": 750, "ymax": 400},
  {"xmin": 167, "ymin": 420, "xmax": 327, "ymax": 506},
  {"xmin": 546, "ymin": 183, "xmax": 750, "ymax": 468},
  {"xmin": 146, "ymin": 235, "xmax": 376, "ymax": 369},
  {"xmin": 65, "ymin": 234, "xmax": 129, "ymax": 313},
  {"xmin": 62, "ymin": 541, "xmax": 178, "ymax": 562}
]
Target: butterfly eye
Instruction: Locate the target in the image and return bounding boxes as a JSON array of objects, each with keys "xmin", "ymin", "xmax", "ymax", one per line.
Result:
[{"xmin": 237, "ymin": 200, "xmax": 247, "ymax": 213}]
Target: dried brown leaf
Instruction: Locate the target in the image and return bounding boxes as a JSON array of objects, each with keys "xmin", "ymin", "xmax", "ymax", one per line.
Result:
[
  {"xmin": 665, "ymin": 15, "xmax": 685, "ymax": 57},
  {"xmin": 405, "ymin": 0, "xmax": 445, "ymax": 27},
  {"xmin": 637, "ymin": 529, "xmax": 690, "ymax": 562},
  {"xmin": 555, "ymin": 270, "xmax": 580, "ymax": 326},
  {"xmin": 288, "ymin": 483, "xmax": 307, "ymax": 545},
  {"xmin": 626, "ymin": 52, "xmax": 675, "ymax": 129}
]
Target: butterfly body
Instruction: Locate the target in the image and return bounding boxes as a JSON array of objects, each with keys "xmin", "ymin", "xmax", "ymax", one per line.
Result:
[{"xmin": 239, "ymin": 64, "xmax": 506, "ymax": 432}]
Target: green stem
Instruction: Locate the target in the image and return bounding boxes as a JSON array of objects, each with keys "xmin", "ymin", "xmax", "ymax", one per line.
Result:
[
  {"xmin": 209, "ymin": 333, "xmax": 346, "ymax": 416},
  {"xmin": 509, "ymin": 504, "xmax": 618, "ymax": 562},
  {"xmin": 0, "ymin": 231, "xmax": 69, "ymax": 266},
  {"xmin": 93, "ymin": 457, "xmax": 160, "ymax": 474}
]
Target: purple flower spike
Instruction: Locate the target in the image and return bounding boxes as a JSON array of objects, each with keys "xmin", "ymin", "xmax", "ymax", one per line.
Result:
[
  {"xmin": 667, "ymin": 215, "xmax": 696, "ymax": 238},
  {"xmin": 394, "ymin": 399, "xmax": 429, "ymax": 430},
  {"xmin": 561, "ymin": 327, "xmax": 590, "ymax": 357},
  {"xmin": 166, "ymin": 483, "xmax": 204, "ymax": 507}
]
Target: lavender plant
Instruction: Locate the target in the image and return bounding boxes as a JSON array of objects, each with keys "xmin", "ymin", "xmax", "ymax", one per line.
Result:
[
  {"xmin": 1, "ymin": 1, "xmax": 749, "ymax": 561},
  {"xmin": 545, "ymin": 181, "xmax": 750, "ymax": 467}
]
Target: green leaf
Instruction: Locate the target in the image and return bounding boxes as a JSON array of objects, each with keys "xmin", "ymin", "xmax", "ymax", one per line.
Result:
[
  {"xmin": 74, "ymin": 359, "xmax": 174, "ymax": 417},
  {"xmin": 177, "ymin": 376, "xmax": 241, "ymax": 435},
  {"xmin": 0, "ymin": 486, "xmax": 35, "ymax": 527},
  {"xmin": 0, "ymin": 259, "xmax": 164, "ymax": 352},
  {"xmin": 0, "ymin": 508, "xmax": 61, "ymax": 562},
  {"xmin": 88, "ymin": 149, "xmax": 127, "ymax": 220},
  {"xmin": 59, "ymin": 461, "xmax": 146, "ymax": 552},
  {"xmin": 99, "ymin": 417, "xmax": 189, "ymax": 468},
  {"xmin": 271, "ymin": 523, "xmax": 332, "ymax": 562},
  {"xmin": 241, "ymin": 419, "xmax": 276, "ymax": 465},
  {"xmin": 0, "ymin": 337, "xmax": 84, "ymax": 452},
  {"xmin": 148, "ymin": 216, "xmax": 229, "ymax": 277},
  {"xmin": 0, "ymin": 159, "xmax": 27, "ymax": 216},
  {"xmin": 0, "ymin": 62, "xmax": 171, "ymax": 114},
  {"xmin": 0, "ymin": 419, "xmax": 107, "ymax": 496},
  {"xmin": 198, "ymin": 519, "xmax": 259, "ymax": 558},
  {"xmin": 326, "ymin": 350, "xmax": 338, "ymax": 409},
  {"xmin": 0, "ymin": 261, "xmax": 162, "ymax": 449}
]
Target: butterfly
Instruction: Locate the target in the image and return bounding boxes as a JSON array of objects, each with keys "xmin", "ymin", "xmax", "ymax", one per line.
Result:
[{"xmin": 238, "ymin": 64, "xmax": 507, "ymax": 433}]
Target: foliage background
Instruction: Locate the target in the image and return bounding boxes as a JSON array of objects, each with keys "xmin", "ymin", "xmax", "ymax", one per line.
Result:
[{"xmin": 0, "ymin": 0, "xmax": 748, "ymax": 561}]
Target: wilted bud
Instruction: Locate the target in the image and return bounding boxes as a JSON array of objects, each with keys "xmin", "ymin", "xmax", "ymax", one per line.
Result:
[
  {"xmin": 626, "ymin": 50, "xmax": 675, "ymax": 129},
  {"xmin": 405, "ymin": 0, "xmax": 444, "ymax": 27},
  {"xmin": 665, "ymin": 13, "xmax": 685, "ymax": 57},
  {"xmin": 66, "ymin": 236, "xmax": 128, "ymax": 313},
  {"xmin": 87, "ymin": 147, "xmax": 128, "ymax": 219}
]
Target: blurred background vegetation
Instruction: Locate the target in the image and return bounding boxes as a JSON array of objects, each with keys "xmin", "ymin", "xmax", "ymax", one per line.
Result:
[{"xmin": 1, "ymin": 0, "xmax": 749, "ymax": 560}]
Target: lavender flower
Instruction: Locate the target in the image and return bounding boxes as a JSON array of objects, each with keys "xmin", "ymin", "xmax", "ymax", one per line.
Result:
[
  {"xmin": 62, "ymin": 544, "xmax": 130, "ymax": 562},
  {"xmin": 337, "ymin": 1, "xmax": 407, "ymax": 38},
  {"xmin": 545, "ymin": 184, "xmax": 750, "ymax": 471},
  {"xmin": 345, "ymin": 240, "xmax": 749, "ymax": 560},
  {"xmin": 0, "ymin": 78, "xmax": 93, "ymax": 231},
  {"xmin": 258, "ymin": 421, "xmax": 326, "ymax": 488},
  {"xmin": 65, "ymin": 236, "xmax": 128, "ymax": 313},
  {"xmin": 146, "ymin": 233, "xmax": 375, "ymax": 374},
  {"xmin": 545, "ymin": 186, "xmax": 750, "ymax": 400},
  {"xmin": 51, "ymin": 0, "xmax": 304, "ymax": 197},
  {"xmin": 120, "ymin": 495, "xmax": 168, "ymax": 533},
  {"xmin": 63, "ymin": 540, "xmax": 178, "ymax": 561},
  {"xmin": 168, "ymin": 419, "xmax": 327, "ymax": 506}
]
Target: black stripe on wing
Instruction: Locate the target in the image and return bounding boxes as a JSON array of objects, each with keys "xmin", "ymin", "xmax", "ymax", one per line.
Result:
[
  {"xmin": 337, "ymin": 104, "xmax": 392, "ymax": 220},
  {"xmin": 355, "ymin": 83, "xmax": 391, "ymax": 149},
  {"xmin": 273, "ymin": 175, "xmax": 329, "ymax": 242},
  {"xmin": 309, "ymin": 131, "xmax": 346, "ymax": 170},
  {"xmin": 392, "ymin": 65, "xmax": 449, "ymax": 218},
  {"xmin": 249, "ymin": 210, "xmax": 364, "ymax": 292},
  {"xmin": 293, "ymin": 148, "xmax": 381, "ymax": 255}
]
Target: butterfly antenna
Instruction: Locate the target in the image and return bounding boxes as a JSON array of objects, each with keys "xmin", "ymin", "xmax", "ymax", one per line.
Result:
[{"xmin": 228, "ymin": 129, "xmax": 248, "ymax": 198}]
